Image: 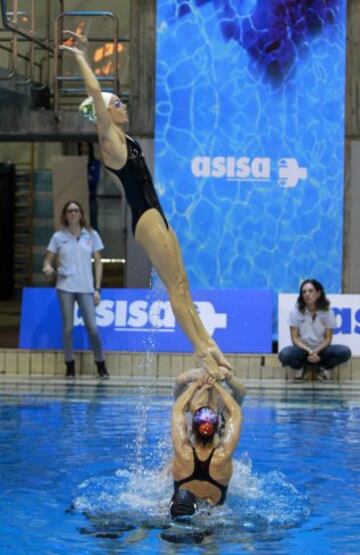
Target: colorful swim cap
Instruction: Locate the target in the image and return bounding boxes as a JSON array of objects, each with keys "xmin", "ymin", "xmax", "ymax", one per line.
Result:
[
  {"xmin": 79, "ymin": 92, "xmax": 116, "ymax": 123},
  {"xmin": 193, "ymin": 407, "xmax": 218, "ymax": 438}
]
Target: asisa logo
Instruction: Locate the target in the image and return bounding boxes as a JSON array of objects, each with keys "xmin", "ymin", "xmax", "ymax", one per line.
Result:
[
  {"xmin": 333, "ymin": 306, "xmax": 360, "ymax": 335},
  {"xmin": 75, "ymin": 300, "xmax": 227, "ymax": 337},
  {"xmin": 191, "ymin": 156, "xmax": 308, "ymax": 188},
  {"xmin": 192, "ymin": 156, "xmax": 270, "ymax": 180}
]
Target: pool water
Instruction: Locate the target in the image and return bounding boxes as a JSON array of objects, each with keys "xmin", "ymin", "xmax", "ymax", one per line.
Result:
[{"xmin": 0, "ymin": 384, "xmax": 359, "ymax": 554}]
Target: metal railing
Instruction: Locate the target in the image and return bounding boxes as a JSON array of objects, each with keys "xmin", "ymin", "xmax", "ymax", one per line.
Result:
[
  {"xmin": 0, "ymin": 41, "xmax": 44, "ymax": 83},
  {"xmin": 0, "ymin": 2, "xmax": 127, "ymax": 115},
  {"xmin": 0, "ymin": 0, "xmax": 55, "ymax": 85},
  {"xmin": 1, "ymin": 0, "xmax": 53, "ymax": 51},
  {"xmin": 0, "ymin": 0, "xmax": 18, "ymax": 80}
]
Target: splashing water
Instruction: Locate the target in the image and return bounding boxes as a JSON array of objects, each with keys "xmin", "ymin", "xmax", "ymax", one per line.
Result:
[
  {"xmin": 73, "ymin": 270, "xmax": 310, "ymax": 545},
  {"xmin": 132, "ymin": 270, "xmax": 168, "ymax": 470},
  {"xmin": 132, "ymin": 381, "xmax": 152, "ymax": 472},
  {"xmin": 73, "ymin": 451, "xmax": 309, "ymax": 538}
]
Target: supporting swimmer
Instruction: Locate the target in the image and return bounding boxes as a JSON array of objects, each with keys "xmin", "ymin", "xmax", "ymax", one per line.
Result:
[{"xmin": 170, "ymin": 378, "xmax": 242, "ymax": 516}]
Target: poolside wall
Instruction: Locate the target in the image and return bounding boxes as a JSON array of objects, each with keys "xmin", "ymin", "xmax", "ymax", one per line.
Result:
[{"xmin": 0, "ymin": 350, "xmax": 357, "ymax": 382}]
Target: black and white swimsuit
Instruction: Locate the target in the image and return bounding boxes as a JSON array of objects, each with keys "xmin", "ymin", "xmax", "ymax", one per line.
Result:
[{"xmin": 105, "ymin": 135, "xmax": 168, "ymax": 235}]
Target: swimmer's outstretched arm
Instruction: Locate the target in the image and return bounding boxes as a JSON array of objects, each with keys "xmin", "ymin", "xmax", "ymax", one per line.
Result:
[
  {"xmin": 172, "ymin": 381, "xmax": 199, "ymax": 453},
  {"xmin": 60, "ymin": 31, "xmax": 122, "ymax": 145},
  {"xmin": 173, "ymin": 367, "xmax": 246, "ymax": 405},
  {"xmin": 219, "ymin": 368, "xmax": 246, "ymax": 406},
  {"xmin": 173, "ymin": 368, "xmax": 205, "ymax": 399},
  {"xmin": 212, "ymin": 381, "xmax": 242, "ymax": 453}
]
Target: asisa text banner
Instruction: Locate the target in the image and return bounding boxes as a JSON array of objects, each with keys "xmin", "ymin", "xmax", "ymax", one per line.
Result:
[{"xmin": 19, "ymin": 288, "xmax": 273, "ymax": 353}]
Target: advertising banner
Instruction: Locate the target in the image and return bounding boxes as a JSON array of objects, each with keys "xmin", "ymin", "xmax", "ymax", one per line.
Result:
[
  {"xmin": 155, "ymin": 1, "xmax": 347, "ymax": 296},
  {"xmin": 19, "ymin": 288, "xmax": 273, "ymax": 353},
  {"xmin": 279, "ymin": 294, "xmax": 360, "ymax": 355}
]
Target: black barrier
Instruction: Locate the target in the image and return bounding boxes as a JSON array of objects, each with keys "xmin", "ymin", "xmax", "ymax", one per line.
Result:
[{"xmin": 0, "ymin": 162, "xmax": 15, "ymax": 299}]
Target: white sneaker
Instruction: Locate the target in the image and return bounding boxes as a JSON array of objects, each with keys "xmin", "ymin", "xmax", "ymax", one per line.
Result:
[
  {"xmin": 317, "ymin": 368, "xmax": 332, "ymax": 382},
  {"xmin": 295, "ymin": 368, "xmax": 306, "ymax": 381}
]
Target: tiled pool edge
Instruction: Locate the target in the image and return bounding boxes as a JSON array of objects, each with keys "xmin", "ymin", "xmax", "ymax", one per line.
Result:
[
  {"xmin": 0, "ymin": 349, "xmax": 358, "ymax": 383},
  {"xmin": 1, "ymin": 375, "xmax": 360, "ymax": 402}
]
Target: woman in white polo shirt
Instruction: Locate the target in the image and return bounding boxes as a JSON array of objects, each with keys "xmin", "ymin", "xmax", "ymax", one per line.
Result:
[
  {"xmin": 43, "ymin": 201, "xmax": 108, "ymax": 379},
  {"xmin": 279, "ymin": 279, "xmax": 351, "ymax": 381}
]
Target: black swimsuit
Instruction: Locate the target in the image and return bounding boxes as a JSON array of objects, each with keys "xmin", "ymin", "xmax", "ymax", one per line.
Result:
[
  {"xmin": 174, "ymin": 447, "xmax": 228, "ymax": 505},
  {"xmin": 105, "ymin": 135, "xmax": 168, "ymax": 235}
]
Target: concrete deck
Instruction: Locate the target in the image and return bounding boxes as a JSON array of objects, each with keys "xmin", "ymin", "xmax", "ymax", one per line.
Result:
[{"xmin": 0, "ymin": 350, "xmax": 359, "ymax": 400}]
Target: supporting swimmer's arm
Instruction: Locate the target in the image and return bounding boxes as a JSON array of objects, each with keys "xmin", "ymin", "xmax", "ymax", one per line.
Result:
[
  {"xmin": 173, "ymin": 368, "xmax": 204, "ymax": 399},
  {"xmin": 212, "ymin": 380, "xmax": 241, "ymax": 419},
  {"xmin": 220, "ymin": 368, "xmax": 246, "ymax": 405},
  {"xmin": 172, "ymin": 382, "xmax": 199, "ymax": 455},
  {"xmin": 212, "ymin": 381, "xmax": 241, "ymax": 454},
  {"xmin": 173, "ymin": 381, "xmax": 199, "ymax": 419}
]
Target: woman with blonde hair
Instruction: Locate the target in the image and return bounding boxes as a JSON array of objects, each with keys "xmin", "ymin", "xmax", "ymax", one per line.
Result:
[
  {"xmin": 60, "ymin": 31, "xmax": 232, "ymax": 377},
  {"xmin": 43, "ymin": 200, "xmax": 108, "ymax": 379}
]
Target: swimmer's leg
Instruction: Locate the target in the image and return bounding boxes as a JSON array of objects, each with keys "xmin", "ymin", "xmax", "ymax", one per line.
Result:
[
  {"xmin": 169, "ymin": 229, "xmax": 233, "ymax": 372},
  {"xmin": 135, "ymin": 210, "xmax": 224, "ymax": 375}
]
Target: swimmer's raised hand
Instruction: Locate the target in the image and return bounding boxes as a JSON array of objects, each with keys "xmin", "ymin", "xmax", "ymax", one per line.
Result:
[
  {"xmin": 217, "ymin": 367, "xmax": 233, "ymax": 381},
  {"xmin": 196, "ymin": 375, "xmax": 207, "ymax": 388},
  {"xmin": 60, "ymin": 30, "xmax": 88, "ymax": 57},
  {"xmin": 205, "ymin": 367, "xmax": 223, "ymax": 381},
  {"xmin": 205, "ymin": 375, "xmax": 216, "ymax": 386}
]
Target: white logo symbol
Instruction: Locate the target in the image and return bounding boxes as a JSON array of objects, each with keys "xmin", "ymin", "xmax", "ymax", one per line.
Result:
[
  {"xmin": 194, "ymin": 302, "xmax": 227, "ymax": 336},
  {"xmin": 74, "ymin": 299, "xmax": 227, "ymax": 337},
  {"xmin": 277, "ymin": 158, "xmax": 308, "ymax": 188}
]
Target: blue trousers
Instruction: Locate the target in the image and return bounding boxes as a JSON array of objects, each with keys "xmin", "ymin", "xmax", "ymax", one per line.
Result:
[
  {"xmin": 279, "ymin": 344, "xmax": 351, "ymax": 370},
  {"xmin": 57, "ymin": 290, "xmax": 104, "ymax": 363}
]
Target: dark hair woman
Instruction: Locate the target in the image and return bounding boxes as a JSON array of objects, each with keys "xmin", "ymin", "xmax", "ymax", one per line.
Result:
[
  {"xmin": 297, "ymin": 279, "xmax": 330, "ymax": 313},
  {"xmin": 279, "ymin": 278, "xmax": 351, "ymax": 381}
]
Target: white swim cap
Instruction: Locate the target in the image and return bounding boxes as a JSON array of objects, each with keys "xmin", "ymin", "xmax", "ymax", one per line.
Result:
[{"xmin": 79, "ymin": 92, "xmax": 115, "ymax": 123}]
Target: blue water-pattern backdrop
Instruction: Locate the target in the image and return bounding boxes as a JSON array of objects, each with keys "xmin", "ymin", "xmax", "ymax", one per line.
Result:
[{"xmin": 154, "ymin": 0, "xmax": 346, "ymax": 295}]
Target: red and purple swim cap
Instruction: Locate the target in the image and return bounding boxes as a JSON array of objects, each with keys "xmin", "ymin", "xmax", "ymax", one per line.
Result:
[{"xmin": 193, "ymin": 407, "xmax": 218, "ymax": 438}]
